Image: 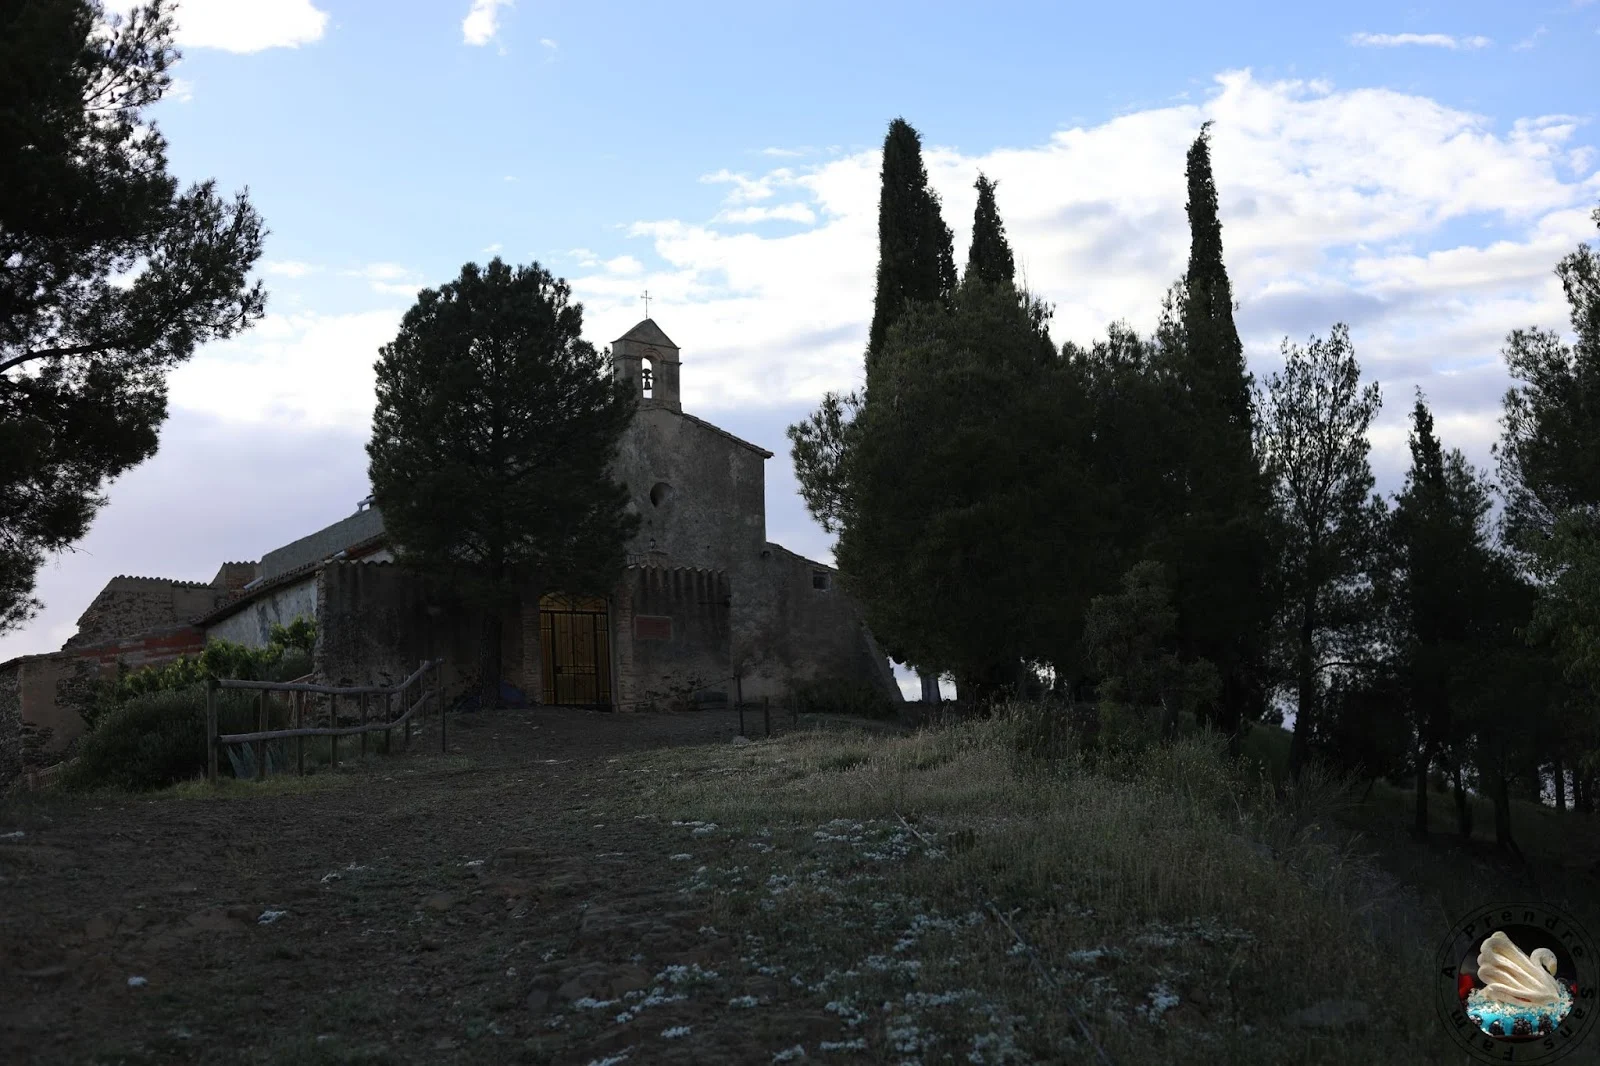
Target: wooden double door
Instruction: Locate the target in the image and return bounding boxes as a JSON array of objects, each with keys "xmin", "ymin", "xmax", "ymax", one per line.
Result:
[{"xmin": 539, "ymin": 593, "xmax": 612, "ymax": 708}]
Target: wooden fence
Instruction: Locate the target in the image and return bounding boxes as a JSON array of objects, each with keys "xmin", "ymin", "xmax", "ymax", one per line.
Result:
[{"xmin": 205, "ymin": 659, "xmax": 443, "ymax": 783}]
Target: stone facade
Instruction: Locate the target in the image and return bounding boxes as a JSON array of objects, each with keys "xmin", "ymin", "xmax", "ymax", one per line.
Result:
[
  {"xmin": 608, "ymin": 319, "xmax": 900, "ymax": 705},
  {"xmin": 3, "ymin": 316, "xmax": 900, "ymax": 743},
  {"xmin": 610, "ymin": 567, "xmax": 733, "ymax": 711},
  {"xmin": 313, "ymin": 560, "xmax": 512, "ymax": 708},
  {"xmin": 63, "ymin": 576, "xmax": 227, "ymax": 649},
  {"xmin": 0, "ymin": 625, "xmax": 210, "ymax": 778}
]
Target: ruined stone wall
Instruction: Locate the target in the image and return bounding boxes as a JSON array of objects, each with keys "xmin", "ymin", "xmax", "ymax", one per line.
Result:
[
  {"xmin": 314, "ymin": 561, "xmax": 523, "ymax": 710},
  {"xmin": 0, "ymin": 660, "xmax": 20, "ymax": 789},
  {"xmin": 2, "ymin": 625, "xmax": 209, "ymax": 770},
  {"xmin": 612, "ymin": 567, "xmax": 732, "ymax": 712},
  {"xmin": 204, "ymin": 575, "xmax": 318, "ymax": 649},
  {"xmin": 64, "ymin": 577, "xmax": 225, "ymax": 648},
  {"xmin": 729, "ymin": 546, "xmax": 901, "ymax": 703}
]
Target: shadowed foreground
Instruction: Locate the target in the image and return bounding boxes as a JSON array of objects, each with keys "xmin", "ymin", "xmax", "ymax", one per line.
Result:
[{"xmin": 2, "ymin": 706, "xmax": 1595, "ymax": 1065}]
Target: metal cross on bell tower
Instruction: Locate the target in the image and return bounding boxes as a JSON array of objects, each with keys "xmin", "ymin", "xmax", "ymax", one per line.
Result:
[{"xmin": 640, "ymin": 290, "xmax": 652, "ymax": 319}]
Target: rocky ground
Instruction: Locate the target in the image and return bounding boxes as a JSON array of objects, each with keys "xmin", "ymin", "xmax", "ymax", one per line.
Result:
[{"xmin": 0, "ymin": 707, "xmax": 868, "ymax": 1066}]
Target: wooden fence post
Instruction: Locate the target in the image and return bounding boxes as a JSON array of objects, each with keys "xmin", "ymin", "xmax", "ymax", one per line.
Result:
[
  {"xmin": 330, "ymin": 693, "xmax": 339, "ymax": 770},
  {"xmin": 256, "ymin": 689, "xmax": 267, "ymax": 780},
  {"xmin": 205, "ymin": 679, "xmax": 218, "ymax": 784},
  {"xmin": 440, "ymin": 662, "xmax": 448, "ymax": 754},
  {"xmin": 296, "ymin": 691, "xmax": 305, "ymax": 776},
  {"xmin": 403, "ymin": 669, "xmax": 414, "ymax": 752},
  {"xmin": 764, "ymin": 695, "xmax": 770, "ymax": 738},
  {"xmin": 791, "ymin": 690, "xmax": 798, "ymax": 728},
  {"xmin": 360, "ymin": 690, "xmax": 369, "ymax": 759},
  {"xmin": 737, "ymin": 670, "xmax": 744, "ymax": 736}
]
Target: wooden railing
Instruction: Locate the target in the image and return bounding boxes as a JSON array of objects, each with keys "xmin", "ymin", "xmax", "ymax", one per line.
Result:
[{"xmin": 205, "ymin": 659, "xmax": 443, "ymax": 783}]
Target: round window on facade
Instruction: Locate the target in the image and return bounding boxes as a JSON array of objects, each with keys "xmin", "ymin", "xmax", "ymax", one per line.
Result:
[{"xmin": 650, "ymin": 482, "xmax": 674, "ymax": 507}]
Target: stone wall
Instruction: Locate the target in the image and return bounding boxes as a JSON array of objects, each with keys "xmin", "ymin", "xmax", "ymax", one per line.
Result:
[
  {"xmin": 0, "ymin": 625, "xmax": 209, "ymax": 771},
  {"xmin": 209, "ymin": 561, "xmax": 261, "ymax": 594},
  {"xmin": 0, "ymin": 660, "xmax": 20, "ymax": 789},
  {"xmin": 64, "ymin": 577, "xmax": 225, "ymax": 648},
  {"xmin": 612, "ymin": 566, "xmax": 732, "ymax": 711},
  {"xmin": 204, "ymin": 574, "xmax": 318, "ymax": 649},
  {"xmin": 732, "ymin": 545, "xmax": 901, "ymax": 703},
  {"xmin": 314, "ymin": 561, "xmax": 521, "ymax": 710}
]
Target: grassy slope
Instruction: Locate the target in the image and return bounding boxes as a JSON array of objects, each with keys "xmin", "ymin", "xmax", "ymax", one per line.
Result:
[{"xmin": 595, "ymin": 710, "xmax": 1596, "ymax": 1066}]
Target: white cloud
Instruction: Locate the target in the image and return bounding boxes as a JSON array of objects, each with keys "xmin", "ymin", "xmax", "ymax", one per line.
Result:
[
  {"xmin": 700, "ymin": 169, "xmax": 786, "ymax": 204},
  {"xmin": 1348, "ymin": 32, "xmax": 1492, "ymax": 50},
  {"xmin": 605, "ymin": 255, "xmax": 644, "ymax": 276},
  {"xmin": 463, "ymin": 0, "xmax": 513, "ymax": 46},
  {"xmin": 104, "ymin": 0, "xmax": 328, "ymax": 53},
  {"xmin": 167, "ymin": 76, "xmax": 194, "ymax": 102},
  {"xmin": 715, "ymin": 203, "xmax": 818, "ymax": 225},
  {"xmin": 167, "ymin": 309, "xmax": 404, "ymax": 427},
  {"xmin": 339, "ymin": 262, "xmax": 425, "ymax": 296},
  {"xmin": 761, "ymin": 147, "xmax": 808, "ymax": 158},
  {"xmin": 483, "ymin": 242, "xmax": 503, "ymax": 255},
  {"xmin": 262, "ymin": 259, "xmax": 320, "ymax": 278},
  {"xmin": 540, "ymin": 37, "xmax": 558, "ymax": 50},
  {"xmin": 1514, "ymin": 25, "xmax": 1548, "ymax": 50}
]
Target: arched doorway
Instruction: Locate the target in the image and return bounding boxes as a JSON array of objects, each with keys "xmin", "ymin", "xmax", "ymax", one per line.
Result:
[{"xmin": 539, "ymin": 593, "xmax": 612, "ymax": 708}]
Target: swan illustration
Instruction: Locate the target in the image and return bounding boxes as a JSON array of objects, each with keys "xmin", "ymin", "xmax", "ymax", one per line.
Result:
[{"xmin": 1476, "ymin": 930, "xmax": 1563, "ymax": 1008}]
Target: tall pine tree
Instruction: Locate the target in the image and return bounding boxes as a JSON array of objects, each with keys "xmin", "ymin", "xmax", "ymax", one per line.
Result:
[
  {"xmin": 1258, "ymin": 324, "xmax": 1383, "ymax": 778},
  {"xmin": 1385, "ymin": 396, "xmax": 1493, "ymax": 837},
  {"xmin": 965, "ymin": 173, "xmax": 1015, "ymax": 288},
  {"xmin": 368, "ymin": 259, "xmax": 639, "ymax": 709},
  {"xmin": 1156, "ymin": 121, "xmax": 1275, "ymax": 743}
]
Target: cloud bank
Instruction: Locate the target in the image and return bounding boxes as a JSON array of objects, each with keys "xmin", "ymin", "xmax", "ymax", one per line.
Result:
[
  {"xmin": 5, "ymin": 69, "xmax": 1598, "ymax": 665},
  {"xmin": 103, "ymin": 0, "xmax": 328, "ymax": 53},
  {"xmin": 1348, "ymin": 32, "xmax": 1493, "ymax": 50}
]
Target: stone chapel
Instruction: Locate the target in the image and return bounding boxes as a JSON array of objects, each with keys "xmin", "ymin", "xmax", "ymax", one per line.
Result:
[{"xmin": 0, "ymin": 319, "xmax": 901, "ymax": 782}]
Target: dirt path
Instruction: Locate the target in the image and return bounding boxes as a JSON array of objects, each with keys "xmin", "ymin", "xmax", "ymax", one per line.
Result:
[{"xmin": 0, "ymin": 708, "xmax": 853, "ymax": 1066}]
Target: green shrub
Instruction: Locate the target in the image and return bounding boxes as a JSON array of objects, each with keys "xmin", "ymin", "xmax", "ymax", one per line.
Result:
[
  {"xmin": 61, "ymin": 686, "xmax": 262, "ymax": 792},
  {"xmin": 791, "ymin": 677, "xmax": 898, "ymax": 720},
  {"xmin": 85, "ymin": 619, "xmax": 317, "ymax": 729}
]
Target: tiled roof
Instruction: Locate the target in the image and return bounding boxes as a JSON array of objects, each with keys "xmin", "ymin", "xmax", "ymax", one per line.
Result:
[{"xmin": 193, "ymin": 533, "xmax": 389, "ymax": 626}]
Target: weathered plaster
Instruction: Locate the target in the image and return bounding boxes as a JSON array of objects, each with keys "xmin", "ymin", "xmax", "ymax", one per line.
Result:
[{"xmin": 204, "ymin": 575, "xmax": 318, "ymax": 649}]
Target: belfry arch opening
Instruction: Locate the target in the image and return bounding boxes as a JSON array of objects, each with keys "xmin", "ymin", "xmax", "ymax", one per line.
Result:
[{"xmin": 640, "ymin": 357, "xmax": 654, "ymax": 399}]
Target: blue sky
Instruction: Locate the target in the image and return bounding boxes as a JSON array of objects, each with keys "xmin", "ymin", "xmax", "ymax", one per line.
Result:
[{"xmin": 5, "ymin": 0, "xmax": 1599, "ymax": 693}]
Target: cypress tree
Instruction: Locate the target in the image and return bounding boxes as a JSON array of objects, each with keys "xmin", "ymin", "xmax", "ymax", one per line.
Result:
[
  {"xmin": 1159, "ymin": 122, "xmax": 1275, "ymax": 741},
  {"xmin": 1181, "ymin": 122, "xmax": 1256, "ymax": 488},
  {"xmin": 965, "ymin": 173, "xmax": 1015, "ymax": 288},
  {"xmin": 866, "ymin": 118, "xmax": 957, "ymax": 382}
]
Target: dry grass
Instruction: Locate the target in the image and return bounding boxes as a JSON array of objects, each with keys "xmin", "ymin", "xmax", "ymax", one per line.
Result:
[{"xmin": 600, "ymin": 708, "xmax": 1485, "ymax": 1065}]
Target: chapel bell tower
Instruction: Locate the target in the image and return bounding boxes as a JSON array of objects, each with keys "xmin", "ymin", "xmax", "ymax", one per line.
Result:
[{"xmin": 613, "ymin": 319, "xmax": 682, "ymax": 414}]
